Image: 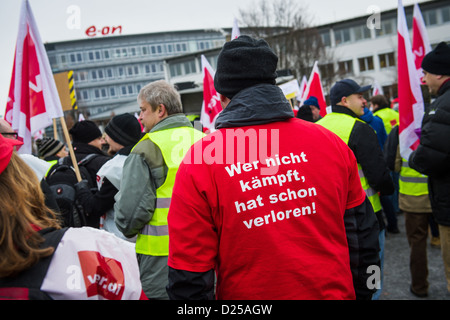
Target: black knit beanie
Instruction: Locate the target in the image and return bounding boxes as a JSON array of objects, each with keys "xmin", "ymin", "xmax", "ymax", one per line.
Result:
[
  {"xmin": 104, "ymin": 113, "xmax": 142, "ymax": 147},
  {"xmin": 214, "ymin": 35, "xmax": 278, "ymax": 99},
  {"xmin": 36, "ymin": 137, "xmax": 65, "ymax": 158},
  {"xmin": 69, "ymin": 120, "xmax": 102, "ymax": 144},
  {"xmin": 421, "ymin": 41, "xmax": 450, "ymax": 75}
]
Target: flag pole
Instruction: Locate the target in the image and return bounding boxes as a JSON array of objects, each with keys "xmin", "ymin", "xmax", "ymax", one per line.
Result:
[
  {"xmin": 53, "ymin": 118, "xmax": 58, "ymax": 139},
  {"xmin": 59, "ymin": 116, "xmax": 82, "ymax": 182}
]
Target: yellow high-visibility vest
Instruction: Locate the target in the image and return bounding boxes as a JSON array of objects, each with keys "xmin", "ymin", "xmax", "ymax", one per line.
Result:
[
  {"xmin": 399, "ymin": 158, "xmax": 428, "ymax": 196},
  {"xmin": 135, "ymin": 126, "xmax": 205, "ymax": 256},
  {"xmin": 373, "ymin": 108, "xmax": 399, "ymax": 135},
  {"xmin": 317, "ymin": 112, "xmax": 382, "ymax": 212}
]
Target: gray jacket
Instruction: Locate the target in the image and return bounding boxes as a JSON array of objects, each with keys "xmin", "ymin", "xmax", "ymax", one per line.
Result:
[{"xmin": 114, "ymin": 113, "xmax": 193, "ymax": 299}]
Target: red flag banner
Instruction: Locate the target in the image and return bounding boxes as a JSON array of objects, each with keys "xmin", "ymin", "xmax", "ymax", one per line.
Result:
[
  {"xmin": 297, "ymin": 75, "xmax": 308, "ymax": 105},
  {"xmin": 372, "ymin": 80, "xmax": 384, "ymax": 96},
  {"xmin": 412, "ymin": 3, "xmax": 431, "ymax": 83},
  {"xmin": 5, "ymin": 0, "xmax": 64, "ymax": 154},
  {"xmin": 397, "ymin": 0, "xmax": 425, "ymax": 160},
  {"xmin": 300, "ymin": 61, "xmax": 328, "ymax": 117},
  {"xmin": 200, "ymin": 55, "xmax": 222, "ymax": 133}
]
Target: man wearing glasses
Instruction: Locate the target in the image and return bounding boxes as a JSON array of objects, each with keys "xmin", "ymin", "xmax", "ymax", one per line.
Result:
[
  {"xmin": 0, "ymin": 118, "xmax": 19, "ymax": 140},
  {"xmin": 0, "ymin": 117, "xmax": 59, "ymax": 212}
]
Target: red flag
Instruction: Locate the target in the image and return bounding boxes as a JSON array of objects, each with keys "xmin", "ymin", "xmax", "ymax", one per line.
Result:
[
  {"xmin": 397, "ymin": 0, "xmax": 424, "ymax": 159},
  {"xmin": 297, "ymin": 75, "xmax": 308, "ymax": 105},
  {"xmin": 200, "ymin": 55, "xmax": 222, "ymax": 133},
  {"xmin": 5, "ymin": 0, "xmax": 64, "ymax": 154},
  {"xmin": 372, "ymin": 80, "xmax": 384, "ymax": 96},
  {"xmin": 301, "ymin": 61, "xmax": 328, "ymax": 117},
  {"xmin": 412, "ymin": 3, "xmax": 431, "ymax": 83}
]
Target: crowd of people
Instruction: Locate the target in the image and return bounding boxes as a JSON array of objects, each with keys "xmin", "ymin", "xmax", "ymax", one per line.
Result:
[{"xmin": 0, "ymin": 36, "xmax": 449, "ymax": 300}]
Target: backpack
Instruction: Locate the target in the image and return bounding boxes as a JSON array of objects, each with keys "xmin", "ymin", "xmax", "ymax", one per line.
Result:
[{"xmin": 45, "ymin": 154, "xmax": 100, "ymax": 228}]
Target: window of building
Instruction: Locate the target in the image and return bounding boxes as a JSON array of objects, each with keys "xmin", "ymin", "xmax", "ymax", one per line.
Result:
[
  {"xmin": 121, "ymin": 86, "xmax": 127, "ymax": 95},
  {"xmin": 118, "ymin": 67, "xmax": 125, "ymax": 77},
  {"xmin": 151, "ymin": 45, "xmax": 163, "ymax": 54},
  {"xmin": 353, "ymin": 25, "xmax": 371, "ymax": 41},
  {"xmin": 106, "ymin": 68, "xmax": 114, "ymax": 78},
  {"xmin": 127, "ymin": 66, "xmax": 134, "ymax": 76},
  {"xmin": 423, "ymin": 9, "xmax": 438, "ymax": 26},
  {"xmin": 126, "ymin": 65, "xmax": 140, "ymax": 77},
  {"xmin": 127, "ymin": 85, "xmax": 134, "ymax": 95},
  {"xmin": 170, "ymin": 63, "xmax": 182, "ymax": 77},
  {"xmin": 70, "ymin": 52, "xmax": 83, "ymax": 63},
  {"xmin": 142, "ymin": 46, "xmax": 149, "ymax": 55},
  {"xmin": 130, "ymin": 47, "xmax": 137, "ymax": 56},
  {"xmin": 77, "ymin": 90, "xmax": 89, "ymax": 101},
  {"xmin": 88, "ymin": 51, "xmax": 101, "ymax": 61},
  {"xmin": 442, "ymin": 6, "xmax": 450, "ymax": 23},
  {"xmin": 82, "ymin": 90, "xmax": 89, "ymax": 101},
  {"xmin": 338, "ymin": 60, "xmax": 354, "ymax": 75},
  {"xmin": 320, "ymin": 31, "xmax": 331, "ymax": 47},
  {"xmin": 379, "ymin": 52, "xmax": 395, "ymax": 68},
  {"xmin": 91, "ymin": 70, "xmax": 97, "ymax": 80},
  {"xmin": 60, "ymin": 54, "xmax": 67, "ymax": 64},
  {"xmin": 334, "ymin": 28, "xmax": 351, "ymax": 45},
  {"xmin": 167, "ymin": 44, "xmax": 174, "ymax": 53},
  {"xmin": 198, "ymin": 41, "xmax": 211, "ymax": 50},
  {"xmin": 103, "ymin": 50, "xmax": 110, "ymax": 59},
  {"xmin": 109, "ymin": 87, "xmax": 116, "ymax": 97},
  {"xmin": 376, "ymin": 19, "xmax": 394, "ymax": 37},
  {"xmin": 48, "ymin": 55, "xmax": 57, "ymax": 68},
  {"xmin": 77, "ymin": 71, "xmax": 87, "ymax": 82},
  {"xmin": 358, "ymin": 56, "xmax": 374, "ymax": 72},
  {"xmin": 184, "ymin": 60, "xmax": 197, "ymax": 75}
]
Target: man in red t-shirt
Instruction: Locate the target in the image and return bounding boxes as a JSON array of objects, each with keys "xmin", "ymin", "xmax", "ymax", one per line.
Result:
[{"xmin": 167, "ymin": 36, "xmax": 380, "ymax": 300}]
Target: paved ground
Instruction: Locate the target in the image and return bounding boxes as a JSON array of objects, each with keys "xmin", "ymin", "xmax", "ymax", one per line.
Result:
[{"xmin": 379, "ymin": 212, "xmax": 449, "ymax": 300}]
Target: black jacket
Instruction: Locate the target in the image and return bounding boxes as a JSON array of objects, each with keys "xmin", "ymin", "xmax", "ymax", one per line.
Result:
[
  {"xmin": 74, "ymin": 146, "xmax": 133, "ymax": 228},
  {"xmin": 66, "ymin": 142, "xmax": 111, "ymax": 180},
  {"xmin": 409, "ymin": 79, "xmax": 450, "ymax": 226},
  {"xmin": 62, "ymin": 142, "xmax": 111, "ymax": 227},
  {"xmin": 330, "ymin": 105, "xmax": 394, "ymax": 201},
  {"xmin": 167, "ymin": 84, "xmax": 380, "ymax": 300}
]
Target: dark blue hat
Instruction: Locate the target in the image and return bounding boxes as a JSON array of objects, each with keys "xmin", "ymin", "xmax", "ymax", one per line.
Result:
[
  {"xmin": 330, "ymin": 79, "xmax": 371, "ymax": 105},
  {"xmin": 303, "ymin": 96, "xmax": 319, "ymax": 109}
]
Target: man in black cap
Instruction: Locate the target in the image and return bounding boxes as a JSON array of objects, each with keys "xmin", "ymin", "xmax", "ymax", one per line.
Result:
[
  {"xmin": 66, "ymin": 120, "xmax": 111, "ymax": 189},
  {"xmin": 317, "ymin": 78, "xmax": 394, "ymax": 299},
  {"xmin": 75, "ymin": 113, "xmax": 143, "ymax": 231},
  {"xmin": 409, "ymin": 41, "xmax": 450, "ymax": 294},
  {"xmin": 167, "ymin": 36, "xmax": 381, "ymax": 300}
]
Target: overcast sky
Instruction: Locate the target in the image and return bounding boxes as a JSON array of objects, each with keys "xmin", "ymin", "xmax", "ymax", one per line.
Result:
[{"xmin": 0, "ymin": 0, "xmax": 431, "ymax": 116}]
